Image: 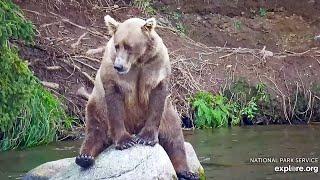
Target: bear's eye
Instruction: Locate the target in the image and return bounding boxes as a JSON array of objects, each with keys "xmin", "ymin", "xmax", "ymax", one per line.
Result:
[
  {"xmin": 123, "ymin": 44, "xmax": 132, "ymax": 51},
  {"xmin": 115, "ymin": 44, "xmax": 120, "ymax": 50}
]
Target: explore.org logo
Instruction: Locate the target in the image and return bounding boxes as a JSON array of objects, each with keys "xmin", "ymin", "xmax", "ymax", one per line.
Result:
[
  {"xmin": 274, "ymin": 165, "xmax": 318, "ymax": 173},
  {"xmin": 249, "ymin": 157, "xmax": 319, "ymax": 174}
]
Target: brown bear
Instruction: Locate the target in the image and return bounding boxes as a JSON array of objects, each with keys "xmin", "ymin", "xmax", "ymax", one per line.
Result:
[{"xmin": 75, "ymin": 15, "xmax": 199, "ymax": 180}]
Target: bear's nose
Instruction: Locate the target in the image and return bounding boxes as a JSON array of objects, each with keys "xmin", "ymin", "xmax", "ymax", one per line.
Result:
[{"xmin": 114, "ymin": 64, "xmax": 124, "ymax": 72}]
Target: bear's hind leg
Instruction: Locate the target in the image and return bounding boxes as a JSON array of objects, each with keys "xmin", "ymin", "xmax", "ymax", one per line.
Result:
[
  {"xmin": 159, "ymin": 107, "xmax": 199, "ymax": 180},
  {"xmin": 76, "ymin": 101, "xmax": 111, "ymax": 168},
  {"xmin": 160, "ymin": 136, "xmax": 199, "ymax": 180}
]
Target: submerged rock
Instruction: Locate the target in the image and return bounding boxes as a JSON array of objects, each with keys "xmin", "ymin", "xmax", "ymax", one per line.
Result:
[{"xmin": 23, "ymin": 142, "xmax": 204, "ymax": 180}]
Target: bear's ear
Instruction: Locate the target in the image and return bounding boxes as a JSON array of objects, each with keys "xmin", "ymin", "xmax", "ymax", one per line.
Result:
[
  {"xmin": 104, "ymin": 15, "xmax": 119, "ymax": 35},
  {"xmin": 142, "ymin": 18, "xmax": 156, "ymax": 32}
]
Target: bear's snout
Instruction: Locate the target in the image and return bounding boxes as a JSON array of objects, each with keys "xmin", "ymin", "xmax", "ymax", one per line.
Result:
[
  {"xmin": 114, "ymin": 64, "xmax": 124, "ymax": 72},
  {"xmin": 114, "ymin": 56, "xmax": 129, "ymax": 74},
  {"xmin": 113, "ymin": 63, "xmax": 129, "ymax": 74}
]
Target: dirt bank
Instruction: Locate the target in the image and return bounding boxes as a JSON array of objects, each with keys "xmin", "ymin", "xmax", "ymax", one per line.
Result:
[
  {"xmin": 160, "ymin": 0, "xmax": 320, "ymax": 20},
  {"xmin": 14, "ymin": 0, "xmax": 320, "ymax": 126},
  {"xmin": 158, "ymin": 0, "xmax": 320, "ymax": 51}
]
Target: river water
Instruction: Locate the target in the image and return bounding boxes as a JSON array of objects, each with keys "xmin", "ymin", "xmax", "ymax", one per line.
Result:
[{"xmin": 0, "ymin": 125, "xmax": 319, "ymax": 179}]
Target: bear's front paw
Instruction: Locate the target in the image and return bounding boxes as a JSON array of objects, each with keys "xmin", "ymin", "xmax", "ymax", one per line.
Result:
[
  {"xmin": 115, "ymin": 133, "xmax": 136, "ymax": 150},
  {"xmin": 177, "ymin": 171, "xmax": 200, "ymax": 180},
  {"xmin": 75, "ymin": 154, "xmax": 94, "ymax": 168},
  {"xmin": 135, "ymin": 129, "xmax": 159, "ymax": 146}
]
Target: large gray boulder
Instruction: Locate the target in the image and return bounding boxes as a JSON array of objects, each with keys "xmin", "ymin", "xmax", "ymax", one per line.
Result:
[{"xmin": 23, "ymin": 142, "xmax": 205, "ymax": 180}]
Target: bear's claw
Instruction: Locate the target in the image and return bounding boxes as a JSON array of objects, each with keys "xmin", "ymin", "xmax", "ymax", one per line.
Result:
[
  {"xmin": 115, "ymin": 136, "xmax": 136, "ymax": 150},
  {"xmin": 177, "ymin": 171, "xmax": 200, "ymax": 180},
  {"xmin": 134, "ymin": 135, "xmax": 158, "ymax": 146},
  {"xmin": 75, "ymin": 154, "xmax": 94, "ymax": 168}
]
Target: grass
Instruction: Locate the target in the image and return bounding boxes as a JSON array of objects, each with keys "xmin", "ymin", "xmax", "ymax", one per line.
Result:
[
  {"xmin": 0, "ymin": 0, "xmax": 72, "ymax": 151},
  {"xmin": 0, "ymin": 84, "xmax": 73, "ymax": 150}
]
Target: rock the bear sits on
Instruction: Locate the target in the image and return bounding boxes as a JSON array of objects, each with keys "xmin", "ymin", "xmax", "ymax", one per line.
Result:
[{"xmin": 75, "ymin": 15, "xmax": 199, "ymax": 180}]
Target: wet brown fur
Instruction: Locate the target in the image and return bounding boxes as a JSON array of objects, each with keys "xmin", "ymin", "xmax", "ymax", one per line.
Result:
[{"xmin": 79, "ymin": 16, "xmax": 191, "ymax": 174}]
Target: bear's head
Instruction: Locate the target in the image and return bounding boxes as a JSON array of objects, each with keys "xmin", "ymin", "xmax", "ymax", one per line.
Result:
[{"xmin": 105, "ymin": 15, "xmax": 158, "ymax": 74}]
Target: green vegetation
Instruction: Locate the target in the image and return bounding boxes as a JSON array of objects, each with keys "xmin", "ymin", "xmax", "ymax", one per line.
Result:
[
  {"xmin": 258, "ymin": 7, "xmax": 267, "ymax": 17},
  {"xmin": 0, "ymin": 0, "xmax": 72, "ymax": 151},
  {"xmin": 133, "ymin": 0, "xmax": 156, "ymax": 15},
  {"xmin": 172, "ymin": 11, "xmax": 182, "ymax": 21},
  {"xmin": 176, "ymin": 22, "xmax": 187, "ymax": 34},
  {"xmin": 171, "ymin": 11, "xmax": 187, "ymax": 35},
  {"xmin": 226, "ymin": 80, "xmax": 271, "ymax": 125},
  {"xmin": 234, "ymin": 20, "xmax": 242, "ymax": 31},
  {"xmin": 134, "ymin": 1, "xmax": 187, "ymax": 35},
  {"xmin": 191, "ymin": 80, "xmax": 270, "ymax": 128},
  {"xmin": 191, "ymin": 92, "xmax": 229, "ymax": 128}
]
